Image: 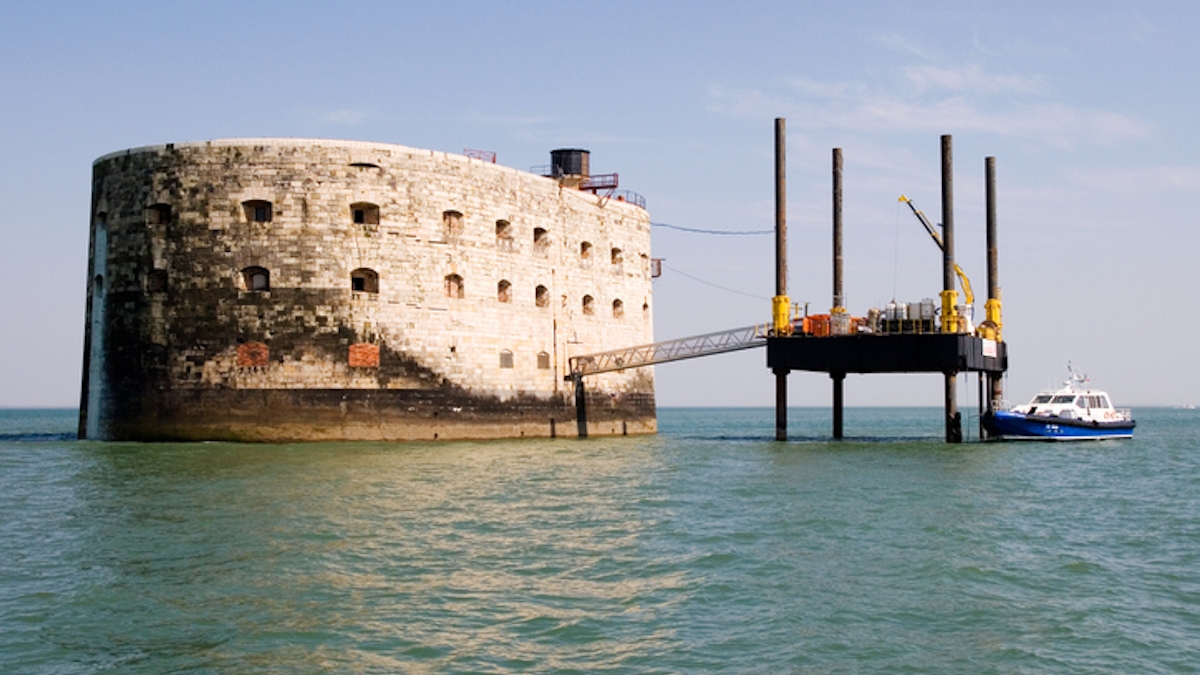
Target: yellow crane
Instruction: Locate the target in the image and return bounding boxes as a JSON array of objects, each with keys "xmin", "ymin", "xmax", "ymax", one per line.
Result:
[{"xmin": 898, "ymin": 195, "xmax": 975, "ymax": 332}]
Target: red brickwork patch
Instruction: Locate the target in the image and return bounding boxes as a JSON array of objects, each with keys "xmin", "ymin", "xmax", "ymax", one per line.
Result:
[
  {"xmin": 237, "ymin": 342, "xmax": 269, "ymax": 367},
  {"xmin": 349, "ymin": 343, "xmax": 380, "ymax": 368}
]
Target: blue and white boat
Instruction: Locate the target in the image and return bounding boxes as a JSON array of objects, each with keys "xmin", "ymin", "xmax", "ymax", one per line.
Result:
[{"xmin": 983, "ymin": 366, "xmax": 1135, "ymax": 440}]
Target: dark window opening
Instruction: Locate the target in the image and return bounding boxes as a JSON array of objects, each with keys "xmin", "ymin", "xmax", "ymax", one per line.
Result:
[
  {"xmin": 445, "ymin": 274, "xmax": 464, "ymax": 299},
  {"xmin": 148, "ymin": 269, "xmax": 168, "ymax": 292},
  {"xmin": 533, "ymin": 227, "xmax": 549, "ymax": 256},
  {"xmin": 537, "ymin": 351, "xmax": 551, "ymax": 370},
  {"xmin": 241, "ymin": 266, "xmax": 270, "ymax": 291},
  {"xmin": 497, "ymin": 279, "xmax": 512, "ymax": 303},
  {"xmin": 581, "ymin": 241, "xmax": 593, "ymax": 258},
  {"xmin": 535, "ymin": 285, "xmax": 549, "ymax": 308},
  {"xmin": 612, "ymin": 299, "xmax": 624, "ymax": 319},
  {"xmin": 582, "ymin": 294, "xmax": 595, "ymax": 315},
  {"xmin": 146, "ymin": 203, "xmax": 171, "ymax": 225},
  {"xmin": 496, "ymin": 220, "xmax": 513, "ymax": 250},
  {"xmin": 443, "ymin": 210, "xmax": 463, "ymax": 240},
  {"xmin": 500, "ymin": 350, "xmax": 514, "ymax": 369},
  {"xmin": 351, "ymin": 268, "xmax": 379, "ymax": 293},
  {"xmin": 242, "ymin": 200, "xmax": 273, "ymax": 223},
  {"xmin": 351, "ymin": 202, "xmax": 380, "ymax": 225},
  {"xmin": 611, "ymin": 247, "xmax": 623, "ymax": 264}
]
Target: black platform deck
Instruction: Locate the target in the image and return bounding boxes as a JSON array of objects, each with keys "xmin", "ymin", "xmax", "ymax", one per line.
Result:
[{"xmin": 766, "ymin": 334, "xmax": 1006, "ymax": 374}]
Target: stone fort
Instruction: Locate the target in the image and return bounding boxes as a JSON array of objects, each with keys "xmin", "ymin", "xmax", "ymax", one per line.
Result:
[{"xmin": 80, "ymin": 139, "xmax": 656, "ymax": 441}]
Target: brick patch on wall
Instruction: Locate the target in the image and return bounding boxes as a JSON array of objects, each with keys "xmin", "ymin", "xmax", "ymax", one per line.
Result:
[
  {"xmin": 237, "ymin": 342, "xmax": 269, "ymax": 367},
  {"xmin": 349, "ymin": 342, "xmax": 380, "ymax": 368}
]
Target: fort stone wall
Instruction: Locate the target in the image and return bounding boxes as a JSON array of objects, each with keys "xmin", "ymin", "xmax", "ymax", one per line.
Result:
[{"xmin": 80, "ymin": 139, "xmax": 655, "ymax": 441}]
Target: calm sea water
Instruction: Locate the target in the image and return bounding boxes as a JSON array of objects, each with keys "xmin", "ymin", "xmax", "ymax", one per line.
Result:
[{"xmin": 2, "ymin": 407, "xmax": 1198, "ymax": 674}]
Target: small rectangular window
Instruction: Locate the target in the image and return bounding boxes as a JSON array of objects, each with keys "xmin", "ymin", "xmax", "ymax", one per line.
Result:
[{"xmin": 243, "ymin": 200, "xmax": 273, "ymax": 223}]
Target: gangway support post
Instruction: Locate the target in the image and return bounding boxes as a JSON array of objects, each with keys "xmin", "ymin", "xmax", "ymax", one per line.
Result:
[{"xmin": 571, "ymin": 374, "xmax": 588, "ymax": 438}]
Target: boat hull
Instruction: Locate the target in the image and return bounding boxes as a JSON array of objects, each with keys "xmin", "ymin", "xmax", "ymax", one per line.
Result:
[{"xmin": 983, "ymin": 410, "xmax": 1135, "ymax": 441}]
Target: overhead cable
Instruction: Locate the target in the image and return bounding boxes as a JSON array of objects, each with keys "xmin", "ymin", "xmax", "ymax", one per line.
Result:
[
  {"xmin": 651, "ymin": 222, "xmax": 773, "ymax": 235},
  {"xmin": 660, "ymin": 263, "xmax": 769, "ymax": 300}
]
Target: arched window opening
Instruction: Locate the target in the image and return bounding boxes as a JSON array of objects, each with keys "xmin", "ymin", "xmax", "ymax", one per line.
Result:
[
  {"xmin": 499, "ymin": 350, "xmax": 514, "ymax": 369},
  {"xmin": 612, "ymin": 299, "xmax": 624, "ymax": 319},
  {"xmin": 242, "ymin": 200, "xmax": 273, "ymax": 223},
  {"xmin": 580, "ymin": 241, "xmax": 593, "ymax": 259},
  {"xmin": 445, "ymin": 274, "xmax": 464, "ymax": 299},
  {"xmin": 496, "ymin": 220, "xmax": 513, "ymax": 250},
  {"xmin": 582, "ymin": 295, "xmax": 595, "ymax": 315},
  {"xmin": 351, "ymin": 268, "xmax": 379, "ymax": 293},
  {"xmin": 241, "ymin": 266, "xmax": 270, "ymax": 291},
  {"xmin": 146, "ymin": 203, "xmax": 171, "ymax": 225},
  {"xmin": 443, "ymin": 210, "xmax": 463, "ymax": 241},
  {"xmin": 351, "ymin": 202, "xmax": 380, "ymax": 225},
  {"xmin": 535, "ymin": 285, "xmax": 549, "ymax": 308},
  {"xmin": 497, "ymin": 279, "xmax": 512, "ymax": 303},
  {"xmin": 611, "ymin": 247, "xmax": 623, "ymax": 264},
  {"xmin": 537, "ymin": 351, "xmax": 551, "ymax": 370},
  {"xmin": 533, "ymin": 227, "xmax": 549, "ymax": 256}
]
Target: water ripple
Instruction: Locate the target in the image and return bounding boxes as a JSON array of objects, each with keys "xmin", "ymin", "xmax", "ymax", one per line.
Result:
[{"xmin": 1, "ymin": 408, "xmax": 1199, "ymax": 673}]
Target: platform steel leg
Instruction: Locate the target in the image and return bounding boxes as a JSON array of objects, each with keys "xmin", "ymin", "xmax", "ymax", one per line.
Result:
[
  {"xmin": 775, "ymin": 368, "xmax": 789, "ymax": 441},
  {"xmin": 832, "ymin": 372, "xmax": 845, "ymax": 439}
]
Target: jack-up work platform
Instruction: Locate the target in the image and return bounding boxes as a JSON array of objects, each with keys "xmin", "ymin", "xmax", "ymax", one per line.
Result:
[{"xmin": 767, "ymin": 120, "xmax": 1007, "ymax": 442}]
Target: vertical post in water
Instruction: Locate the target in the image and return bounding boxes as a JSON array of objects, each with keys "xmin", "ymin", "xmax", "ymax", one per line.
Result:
[
  {"xmin": 573, "ymin": 375, "xmax": 588, "ymax": 438},
  {"xmin": 774, "ymin": 117, "xmax": 789, "ymax": 442},
  {"xmin": 942, "ymin": 135, "xmax": 962, "ymax": 443},
  {"xmin": 831, "ymin": 147, "xmax": 845, "ymax": 439},
  {"xmin": 985, "ymin": 156, "xmax": 1003, "ymax": 427},
  {"xmin": 832, "ymin": 372, "xmax": 845, "ymax": 439}
]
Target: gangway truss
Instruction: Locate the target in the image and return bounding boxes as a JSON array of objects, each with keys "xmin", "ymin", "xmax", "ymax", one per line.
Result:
[{"xmin": 568, "ymin": 325, "xmax": 767, "ymax": 378}]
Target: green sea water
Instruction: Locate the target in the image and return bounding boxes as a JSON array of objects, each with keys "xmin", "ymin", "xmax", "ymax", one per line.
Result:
[{"xmin": 1, "ymin": 407, "xmax": 1198, "ymax": 673}]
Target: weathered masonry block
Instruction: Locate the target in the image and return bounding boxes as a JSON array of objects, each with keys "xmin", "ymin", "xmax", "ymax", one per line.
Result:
[{"xmin": 79, "ymin": 139, "xmax": 656, "ymax": 441}]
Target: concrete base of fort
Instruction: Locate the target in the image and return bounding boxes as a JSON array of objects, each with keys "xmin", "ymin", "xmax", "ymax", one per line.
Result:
[{"xmin": 94, "ymin": 389, "xmax": 656, "ymax": 442}]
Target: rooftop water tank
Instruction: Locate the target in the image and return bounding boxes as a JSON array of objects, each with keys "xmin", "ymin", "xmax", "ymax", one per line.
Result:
[{"xmin": 550, "ymin": 148, "xmax": 589, "ymax": 178}]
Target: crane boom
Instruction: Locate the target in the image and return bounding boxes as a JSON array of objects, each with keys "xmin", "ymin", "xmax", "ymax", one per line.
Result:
[{"xmin": 898, "ymin": 195, "xmax": 974, "ymax": 306}]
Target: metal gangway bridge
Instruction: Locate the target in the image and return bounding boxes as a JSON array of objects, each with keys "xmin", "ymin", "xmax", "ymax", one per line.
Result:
[
  {"xmin": 565, "ymin": 325, "xmax": 767, "ymax": 437},
  {"xmin": 567, "ymin": 324, "xmax": 767, "ymax": 378}
]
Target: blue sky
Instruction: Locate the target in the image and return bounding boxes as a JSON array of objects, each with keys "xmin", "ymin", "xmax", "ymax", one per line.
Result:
[{"xmin": 2, "ymin": 1, "xmax": 1197, "ymax": 409}]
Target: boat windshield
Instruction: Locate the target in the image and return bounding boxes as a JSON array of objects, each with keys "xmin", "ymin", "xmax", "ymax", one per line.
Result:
[
  {"xmin": 1032, "ymin": 395, "xmax": 1053, "ymax": 404},
  {"xmin": 1051, "ymin": 395, "xmax": 1077, "ymax": 404}
]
